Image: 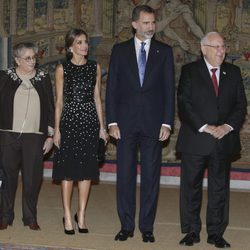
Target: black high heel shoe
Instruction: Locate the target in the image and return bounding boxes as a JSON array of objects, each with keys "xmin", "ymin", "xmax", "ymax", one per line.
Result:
[
  {"xmin": 62, "ymin": 217, "xmax": 75, "ymax": 235},
  {"xmin": 74, "ymin": 213, "xmax": 89, "ymax": 233}
]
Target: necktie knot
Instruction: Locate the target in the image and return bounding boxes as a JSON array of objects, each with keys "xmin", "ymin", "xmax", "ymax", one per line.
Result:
[
  {"xmin": 141, "ymin": 42, "xmax": 146, "ymax": 51},
  {"xmin": 211, "ymin": 68, "xmax": 217, "ymax": 74}
]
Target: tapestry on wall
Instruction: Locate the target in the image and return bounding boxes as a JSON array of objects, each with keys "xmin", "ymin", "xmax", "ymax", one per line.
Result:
[{"xmin": 0, "ymin": 0, "xmax": 249, "ymax": 168}]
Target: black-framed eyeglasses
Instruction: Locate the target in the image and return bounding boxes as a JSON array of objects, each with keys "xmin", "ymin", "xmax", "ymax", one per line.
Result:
[
  {"xmin": 18, "ymin": 56, "xmax": 37, "ymax": 63},
  {"xmin": 203, "ymin": 44, "xmax": 228, "ymax": 50}
]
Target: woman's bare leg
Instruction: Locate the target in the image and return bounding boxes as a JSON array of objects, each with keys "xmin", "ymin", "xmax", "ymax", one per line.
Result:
[
  {"xmin": 77, "ymin": 180, "xmax": 91, "ymax": 228},
  {"xmin": 61, "ymin": 180, "xmax": 74, "ymax": 230}
]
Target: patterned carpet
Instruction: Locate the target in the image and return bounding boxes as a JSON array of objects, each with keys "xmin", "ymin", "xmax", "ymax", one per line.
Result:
[{"xmin": 0, "ymin": 244, "xmax": 84, "ymax": 250}]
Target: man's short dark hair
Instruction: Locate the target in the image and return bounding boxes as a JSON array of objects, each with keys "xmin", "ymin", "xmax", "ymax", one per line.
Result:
[{"xmin": 132, "ymin": 5, "xmax": 155, "ymax": 22}]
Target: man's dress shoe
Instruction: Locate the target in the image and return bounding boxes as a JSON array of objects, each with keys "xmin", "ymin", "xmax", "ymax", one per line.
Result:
[
  {"xmin": 114, "ymin": 230, "xmax": 134, "ymax": 241},
  {"xmin": 179, "ymin": 232, "xmax": 200, "ymax": 246},
  {"xmin": 207, "ymin": 235, "xmax": 231, "ymax": 248},
  {"xmin": 27, "ymin": 222, "xmax": 41, "ymax": 231},
  {"xmin": 0, "ymin": 223, "xmax": 9, "ymax": 230},
  {"xmin": 0, "ymin": 222, "xmax": 12, "ymax": 230},
  {"xmin": 142, "ymin": 231, "xmax": 155, "ymax": 243}
]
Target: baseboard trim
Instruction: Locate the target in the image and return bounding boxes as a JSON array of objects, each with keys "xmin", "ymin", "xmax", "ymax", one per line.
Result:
[{"xmin": 43, "ymin": 161, "xmax": 250, "ymax": 190}]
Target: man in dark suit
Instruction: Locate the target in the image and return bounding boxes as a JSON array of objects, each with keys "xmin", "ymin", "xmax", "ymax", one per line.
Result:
[
  {"xmin": 176, "ymin": 31, "xmax": 247, "ymax": 248},
  {"xmin": 106, "ymin": 5, "xmax": 175, "ymax": 243}
]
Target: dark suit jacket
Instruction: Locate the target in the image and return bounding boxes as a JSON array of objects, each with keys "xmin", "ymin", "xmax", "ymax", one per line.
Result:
[
  {"xmin": 176, "ymin": 58, "xmax": 247, "ymax": 155},
  {"xmin": 106, "ymin": 38, "xmax": 175, "ymax": 138}
]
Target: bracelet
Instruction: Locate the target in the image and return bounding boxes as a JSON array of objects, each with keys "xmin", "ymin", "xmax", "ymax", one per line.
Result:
[{"xmin": 101, "ymin": 128, "xmax": 106, "ymax": 132}]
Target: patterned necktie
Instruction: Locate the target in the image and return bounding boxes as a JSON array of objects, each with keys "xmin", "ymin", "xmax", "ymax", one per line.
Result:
[
  {"xmin": 138, "ymin": 42, "xmax": 146, "ymax": 86},
  {"xmin": 211, "ymin": 68, "xmax": 219, "ymax": 96}
]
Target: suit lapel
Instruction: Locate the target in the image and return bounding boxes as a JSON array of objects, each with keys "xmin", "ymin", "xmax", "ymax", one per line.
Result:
[
  {"xmin": 218, "ymin": 63, "xmax": 227, "ymax": 96},
  {"xmin": 143, "ymin": 40, "xmax": 157, "ymax": 86},
  {"xmin": 199, "ymin": 59, "xmax": 218, "ymax": 98},
  {"xmin": 127, "ymin": 39, "xmax": 140, "ymax": 86}
]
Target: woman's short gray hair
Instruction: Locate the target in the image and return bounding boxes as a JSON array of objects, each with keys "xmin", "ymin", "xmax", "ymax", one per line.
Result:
[{"xmin": 13, "ymin": 42, "xmax": 38, "ymax": 58}]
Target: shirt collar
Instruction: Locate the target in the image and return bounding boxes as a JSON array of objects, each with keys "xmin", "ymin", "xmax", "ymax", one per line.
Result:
[
  {"xmin": 134, "ymin": 36, "xmax": 151, "ymax": 49},
  {"xmin": 204, "ymin": 58, "xmax": 220, "ymax": 72}
]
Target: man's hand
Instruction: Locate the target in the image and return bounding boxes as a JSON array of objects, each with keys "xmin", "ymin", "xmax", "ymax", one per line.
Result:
[
  {"xmin": 203, "ymin": 125, "xmax": 217, "ymax": 135},
  {"xmin": 211, "ymin": 124, "xmax": 231, "ymax": 139},
  {"xmin": 159, "ymin": 126, "xmax": 171, "ymax": 141},
  {"xmin": 108, "ymin": 125, "xmax": 121, "ymax": 140}
]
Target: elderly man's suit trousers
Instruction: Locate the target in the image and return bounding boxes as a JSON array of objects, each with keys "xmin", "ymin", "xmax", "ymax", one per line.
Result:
[{"xmin": 180, "ymin": 144, "xmax": 231, "ymax": 236}]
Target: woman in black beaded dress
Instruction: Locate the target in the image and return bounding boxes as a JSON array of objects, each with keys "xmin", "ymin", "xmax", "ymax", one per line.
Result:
[{"xmin": 53, "ymin": 28, "xmax": 108, "ymax": 235}]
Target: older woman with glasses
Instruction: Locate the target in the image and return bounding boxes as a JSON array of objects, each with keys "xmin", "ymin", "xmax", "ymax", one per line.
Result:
[{"xmin": 0, "ymin": 42, "xmax": 54, "ymax": 230}]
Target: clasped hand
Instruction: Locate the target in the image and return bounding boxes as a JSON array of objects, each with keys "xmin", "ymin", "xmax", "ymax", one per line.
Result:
[{"xmin": 204, "ymin": 124, "xmax": 231, "ymax": 139}]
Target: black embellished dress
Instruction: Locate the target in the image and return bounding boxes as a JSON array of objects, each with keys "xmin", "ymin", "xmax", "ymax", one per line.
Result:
[{"xmin": 53, "ymin": 60, "xmax": 100, "ymax": 181}]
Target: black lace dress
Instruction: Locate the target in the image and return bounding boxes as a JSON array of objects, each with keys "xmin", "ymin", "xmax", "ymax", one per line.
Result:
[{"xmin": 53, "ymin": 60, "xmax": 100, "ymax": 180}]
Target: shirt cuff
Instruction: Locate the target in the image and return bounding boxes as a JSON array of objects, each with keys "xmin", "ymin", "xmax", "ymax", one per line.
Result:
[
  {"xmin": 162, "ymin": 124, "xmax": 171, "ymax": 130},
  {"xmin": 225, "ymin": 124, "xmax": 233, "ymax": 131},
  {"xmin": 199, "ymin": 124, "xmax": 207, "ymax": 132},
  {"xmin": 108, "ymin": 122, "xmax": 118, "ymax": 128}
]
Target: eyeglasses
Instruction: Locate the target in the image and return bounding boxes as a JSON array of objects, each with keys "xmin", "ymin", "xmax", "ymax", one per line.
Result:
[
  {"xmin": 18, "ymin": 56, "xmax": 37, "ymax": 63},
  {"xmin": 203, "ymin": 44, "xmax": 228, "ymax": 50}
]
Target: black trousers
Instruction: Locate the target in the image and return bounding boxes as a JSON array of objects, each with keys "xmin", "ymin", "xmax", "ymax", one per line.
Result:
[
  {"xmin": 0, "ymin": 131, "xmax": 44, "ymax": 225},
  {"xmin": 180, "ymin": 145, "xmax": 231, "ymax": 236},
  {"xmin": 116, "ymin": 130, "xmax": 162, "ymax": 232}
]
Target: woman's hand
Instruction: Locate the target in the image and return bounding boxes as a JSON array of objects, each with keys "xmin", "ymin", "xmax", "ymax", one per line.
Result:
[
  {"xmin": 99, "ymin": 129, "xmax": 109, "ymax": 144},
  {"xmin": 53, "ymin": 130, "xmax": 61, "ymax": 149},
  {"xmin": 43, "ymin": 137, "xmax": 54, "ymax": 155}
]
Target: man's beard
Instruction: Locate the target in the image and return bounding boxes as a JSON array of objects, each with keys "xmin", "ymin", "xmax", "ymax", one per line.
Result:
[{"xmin": 143, "ymin": 30, "xmax": 155, "ymax": 39}]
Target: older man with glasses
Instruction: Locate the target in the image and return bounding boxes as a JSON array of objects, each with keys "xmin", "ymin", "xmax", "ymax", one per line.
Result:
[{"xmin": 176, "ymin": 31, "xmax": 247, "ymax": 248}]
